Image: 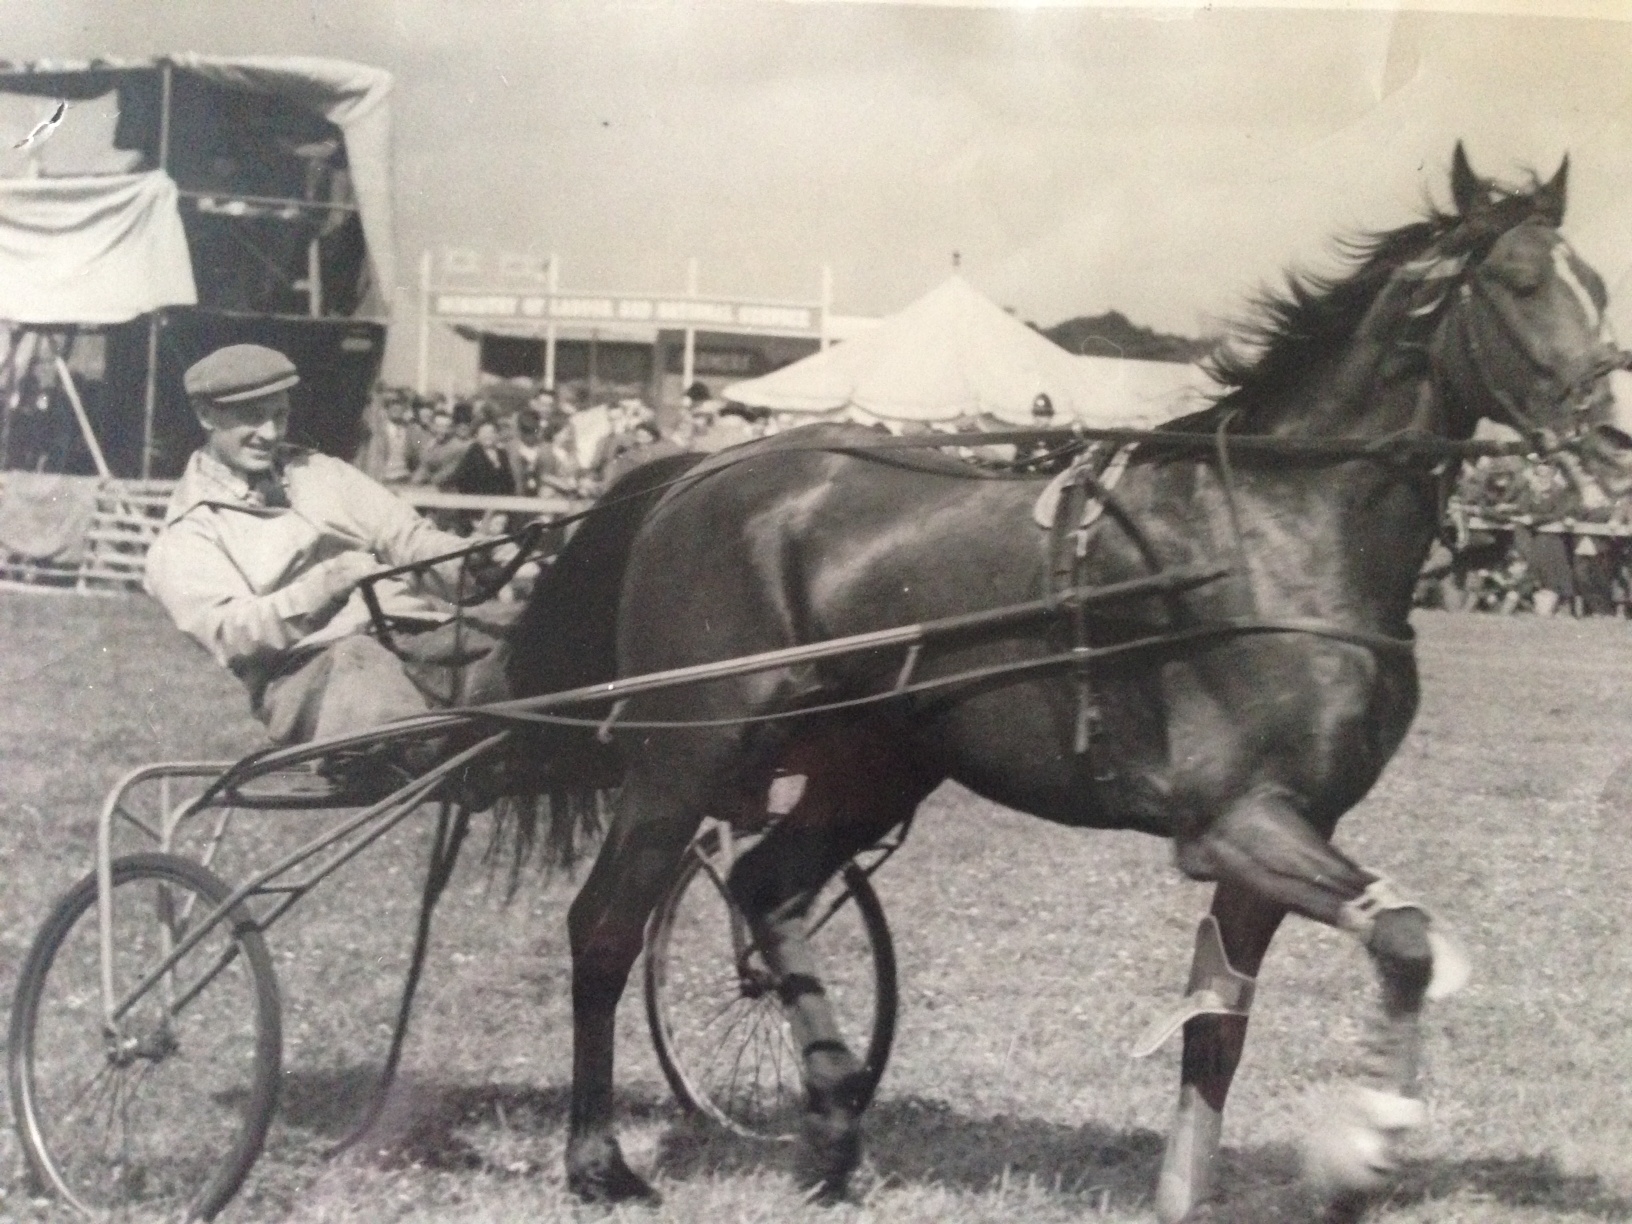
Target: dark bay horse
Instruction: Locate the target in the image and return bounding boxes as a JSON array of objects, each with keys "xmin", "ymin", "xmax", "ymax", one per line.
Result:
[{"xmin": 514, "ymin": 146, "xmax": 1632, "ymax": 1217}]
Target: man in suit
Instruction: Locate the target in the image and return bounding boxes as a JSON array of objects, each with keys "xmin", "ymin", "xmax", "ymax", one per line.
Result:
[{"xmin": 450, "ymin": 417, "xmax": 517, "ymax": 497}]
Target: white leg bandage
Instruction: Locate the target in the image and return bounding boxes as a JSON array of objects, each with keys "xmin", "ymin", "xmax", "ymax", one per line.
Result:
[{"xmin": 1339, "ymin": 877, "xmax": 1471, "ymax": 1001}]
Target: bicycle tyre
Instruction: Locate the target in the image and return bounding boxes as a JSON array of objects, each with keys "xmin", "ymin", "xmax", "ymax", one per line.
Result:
[
  {"xmin": 8, "ymin": 851, "xmax": 283, "ymax": 1221},
  {"xmin": 643, "ymin": 833, "xmax": 896, "ymax": 1139}
]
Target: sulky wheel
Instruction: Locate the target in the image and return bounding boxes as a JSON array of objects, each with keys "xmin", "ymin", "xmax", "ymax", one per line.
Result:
[
  {"xmin": 643, "ymin": 827, "xmax": 897, "ymax": 1139},
  {"xmin": 8, "ymin": 852, "xmax": 282, "ymax": 1221}
]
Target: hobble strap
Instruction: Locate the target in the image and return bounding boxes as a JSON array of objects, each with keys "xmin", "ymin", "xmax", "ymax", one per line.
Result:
[
  {"xmin": 1132, "ymin": 915, "xmax": 1257, "ymax": 1058},
  {"xmin": 1339, "ymin": 877, "xmax": 1472, "ymax": 1001}
]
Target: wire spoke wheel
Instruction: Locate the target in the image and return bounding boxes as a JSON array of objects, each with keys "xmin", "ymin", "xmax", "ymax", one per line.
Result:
[
  {"xmin": 8, "ymin": 852, "xmax": 282, "ymax": 1221},
  {"xmin": 644, "ymin": 831, "xmax": 896, "ymax": 1139}
]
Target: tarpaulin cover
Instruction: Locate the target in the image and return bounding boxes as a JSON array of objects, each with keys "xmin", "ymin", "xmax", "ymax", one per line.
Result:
[
  {"xmin": 724, "ymin": 275, "xmax": 1213, "ymax": 427},
  {"xmin": 0, "ymin": 55, "xmax": 395, "ymax": 317},
  {"xmin": 173, "ymin": 54, "xmax": 397, "ymax": 303},
  {"xmin": 0, "ymin": 470, "xmax": 100, "ymax": 563},
  {"xmin": 0, "ymin": 171, "xmax": 197, "ymax": 324}
]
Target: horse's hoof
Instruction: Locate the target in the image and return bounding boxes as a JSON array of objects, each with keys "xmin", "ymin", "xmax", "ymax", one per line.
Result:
[
  {"xmin": 566, "ymin": 1148, "xmax": 662, "ymax": 1206},
  {"xmin": 795, "ymin": 1124, "xmax": 858, "ymax": 1204},
  {"xmin": 796, "ymin": 1082, "xmax": 865, "ymax": 1201},
  {"xmin": 1302, "ymin": 1085, "xmax": 1425, "ymax": 1198}
]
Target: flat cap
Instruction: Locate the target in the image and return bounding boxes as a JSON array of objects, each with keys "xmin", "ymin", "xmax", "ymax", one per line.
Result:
[{"xmin": 184, "ymin": 344, "xmax": 300, "ymax": 404}]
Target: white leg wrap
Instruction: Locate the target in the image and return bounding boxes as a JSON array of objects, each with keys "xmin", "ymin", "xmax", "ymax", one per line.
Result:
[
  {"xmin": 1338, "ymin": 877, "xmax": 1471, "ymax": 1001},
  {"xmin": 1336, "ymin": 876, "xmax": 1420, "ymax": 939},
  {"xmin": 1303, "ymin": 1083, "xmax": 1427, "ymax": 1197}
]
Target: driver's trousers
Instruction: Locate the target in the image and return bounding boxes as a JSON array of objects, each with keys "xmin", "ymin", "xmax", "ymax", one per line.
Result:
[{"xmin": 254, "ymin": 611, "xmax": 516, "ymax": 745}]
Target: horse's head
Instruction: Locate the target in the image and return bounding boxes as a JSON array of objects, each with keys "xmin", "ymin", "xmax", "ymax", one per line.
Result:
[{"xmin": 1415, "ymin": 144, "xmax": 1632, "ymax": 489}]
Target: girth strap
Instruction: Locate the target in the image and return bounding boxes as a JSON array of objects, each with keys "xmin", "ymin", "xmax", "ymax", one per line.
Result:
[{"xmin": 1044, "ymin": 444, "xmax": 1133, "ymax": 770}]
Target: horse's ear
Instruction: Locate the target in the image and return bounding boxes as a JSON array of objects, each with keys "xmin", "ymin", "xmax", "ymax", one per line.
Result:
[
  {"xmin": 1450, "ymin": 142, "xmax": 1484, "ymax": 215},
  {"xmin": 1534, "ymin": 153, "xmax": 1568, "ymax": 227}
]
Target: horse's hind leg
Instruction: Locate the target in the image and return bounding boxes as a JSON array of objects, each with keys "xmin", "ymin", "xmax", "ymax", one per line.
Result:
[
  {"xmin": 1173, "ymin": 785, "xmax": 1460, "ymax": 1206},
  {"xmin": 565, "ymin": 770, "xmax": 703, "ymax": 1203},
  {"xmin": 1153, "ymin": 884, "xmax": 1285, "ymax": 1223},
  {"xmin": 726, "ymin": 732, "xmax": 937, "ymax": 1197}
]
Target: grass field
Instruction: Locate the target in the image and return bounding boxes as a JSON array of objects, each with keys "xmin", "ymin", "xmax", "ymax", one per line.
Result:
[{"xmin": 3, "ymin": 591, "xmax": 1632, "ymax": 1223}]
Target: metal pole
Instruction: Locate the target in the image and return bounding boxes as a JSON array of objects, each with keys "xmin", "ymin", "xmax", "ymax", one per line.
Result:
[
  {"xmin": 307, "ymin": 238, "xmax": 323, "ymax": 318},
  {"xmin": 139, "ymin": 316, "xmax": 160, "ymax": 479},
  {"xmin": 416, "ymin": 249, "xmax": 432, "ymax": 394},
  {"xmin": 0, "ymin": 325, "xmax": 17, "ymax": 468},
  {"xmin": 56, "ymin": 354, "xmax": 112, "ymax": 479},
  {"xmin": 140, "ymin": 62, "xmax": 174, "ymax": 480},
  {"xmin": 820, "ymin": 264, "xmax": 833, "ymax": 349},
  {"xmin": 157, "ymin": 61, "xmax": 172, "ymax": 167},
  {"xmin": 681, "ymin": 256, "xmax": 697, "ymax": 391},
  {"xmin": 544, "ymin": 253, "xmax": 557, "ymax": 391}
]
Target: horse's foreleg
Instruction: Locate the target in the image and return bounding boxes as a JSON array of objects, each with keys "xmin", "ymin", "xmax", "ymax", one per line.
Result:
[
  {"xmin": 565, "ymin": 781, "xmax": 701, "ymax": 1203},
  {"xmin": 1152, "ymin": 885, "xmax": 1285, "ymax": 1224},
  {"xmin": 1173, "ymin": 786, "xmax": 1463, "ymax": 1207},
  {"xmin": 727, "ymin": 740, "xmax": 933, "ymax": 1197},
  {"xmin": 729, "ymin": 826, "xmax": 873, "ymax": 1197}
]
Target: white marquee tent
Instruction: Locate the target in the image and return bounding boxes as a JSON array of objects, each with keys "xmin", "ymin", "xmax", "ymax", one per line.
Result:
[{"xmin": 723, "ymin": 275, "xmax": 1215, "ymax": 427}]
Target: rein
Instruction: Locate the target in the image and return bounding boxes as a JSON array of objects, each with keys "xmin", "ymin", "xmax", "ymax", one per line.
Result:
[
  {"xmin": 353, "ymin": 410, "xmax": 1521, "ymax": 691},
  {"xmin": 443, "ymin": 614, "xmax": 1414, "ymax": 735},
  {"xmin": 370, "ymin": 422, "xmax": 1541, "ymax": 578},
  {"xmin": 356, "ymin": 422, "xmax": 1531, "ymax": 635}
]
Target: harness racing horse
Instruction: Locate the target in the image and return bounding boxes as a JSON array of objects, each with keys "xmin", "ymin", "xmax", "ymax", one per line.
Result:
[{"xmin": 518, "ymin": 145, "xmax": 1632, "ymax": 1216}]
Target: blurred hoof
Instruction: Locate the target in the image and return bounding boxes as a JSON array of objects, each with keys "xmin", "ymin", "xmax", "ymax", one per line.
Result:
[
  {"xmin": 1426, "ymin": 927, "xmax": 1472, "ymax": 1000},
  {"xmin": 796, "ymin": 1073, "xmax": 867, "ymax": 1201},
  {"xmin": 566, "ymin": 1142, "xmax": 661, "ymax": 1205},
  {"xmin": 797, "ymin": 1108, "xmax": 861, "ymax": 1200},
  {"xmin": 1302, "ymin": 1085, "xmax": 1426, "ymax": 1198}
]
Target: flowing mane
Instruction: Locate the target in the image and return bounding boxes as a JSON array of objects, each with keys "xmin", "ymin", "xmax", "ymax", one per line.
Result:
[
  {"xmin": 1204, "ymin": 215, "xmax": 1453, "ymax": 404},
  {"xmin": 1179, "ymin": 165, "xmax": 1563, "ymax": 426}
]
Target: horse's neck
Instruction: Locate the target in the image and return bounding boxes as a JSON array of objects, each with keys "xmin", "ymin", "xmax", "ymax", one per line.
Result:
[{"xmin": 1231, "ymin": 329, "xmax": 1451, "ymax": 625}]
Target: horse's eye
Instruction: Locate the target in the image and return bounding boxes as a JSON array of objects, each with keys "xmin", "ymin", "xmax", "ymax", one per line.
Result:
[{"xmin": 1481, "ymin": 259, "xmax": 1544, "ymax": 297}]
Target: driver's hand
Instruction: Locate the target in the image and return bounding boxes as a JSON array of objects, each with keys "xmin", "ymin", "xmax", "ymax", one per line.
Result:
[
  {"xmin": 453, "ymin": 540, "xmax": 516, "ymax": 601},
  {"xmin": 320, "ymin": 550, "xmax": 386, "ymax": 601},
  {"xmin": 480, "ymin": 540, "xmax": 522, "ymax": 567}
]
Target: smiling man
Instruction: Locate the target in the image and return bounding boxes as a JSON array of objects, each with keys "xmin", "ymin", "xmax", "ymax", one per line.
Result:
[{"xmin": 145, "ymin": 344, "xmax": 511, "ymax": 747}]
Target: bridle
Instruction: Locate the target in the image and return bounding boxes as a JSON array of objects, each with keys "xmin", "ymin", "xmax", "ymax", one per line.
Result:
[{"xmin": 1433, "ymin": 234, "xmax": 1632, "ymax": 457}]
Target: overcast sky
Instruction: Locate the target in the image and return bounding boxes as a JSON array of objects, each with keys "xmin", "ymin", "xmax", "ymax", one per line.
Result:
[{"xmin": 7, "ymin": 1, "xmax": 1632, "ymax": 381}]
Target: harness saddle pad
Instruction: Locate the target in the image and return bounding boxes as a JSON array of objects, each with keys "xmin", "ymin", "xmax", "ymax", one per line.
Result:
[{"xmin": 1031, "ymin": 443, "xmax": 1138, "ymax": 533}]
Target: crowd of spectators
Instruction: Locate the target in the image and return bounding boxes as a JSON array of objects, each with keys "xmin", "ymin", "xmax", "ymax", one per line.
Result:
[
  {"xmin": 1422, "ymin": 454, "xmax": 1632, "ymax": 617},
  {"xmin": 357, "ymin": 384, "xmax": 1632, "ymax": 619},
  {"xmin": 353, "ymin": 379, "xmax": 798, "ymax": 530}
]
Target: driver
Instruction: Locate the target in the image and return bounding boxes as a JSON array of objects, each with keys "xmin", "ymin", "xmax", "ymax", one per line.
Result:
[{"xmin": 145, "ymin": 344, "xmax": 512, "ymax": 746}]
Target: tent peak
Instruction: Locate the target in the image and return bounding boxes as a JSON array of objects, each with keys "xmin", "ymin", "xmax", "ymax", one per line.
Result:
[{"xmin": 726, "ymin": 274, "xmax": 1208, "ymax": 426}]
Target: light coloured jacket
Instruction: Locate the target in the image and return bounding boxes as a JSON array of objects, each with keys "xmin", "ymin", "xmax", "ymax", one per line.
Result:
[{"xmin": 145, "ymin": 447, "xmax": 472, "ymax": 699}]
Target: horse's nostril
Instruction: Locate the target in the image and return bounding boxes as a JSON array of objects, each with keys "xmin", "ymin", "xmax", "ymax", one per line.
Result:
[{"xmin": 1594, "ymin": 423, "xmax": 1632, "ymax": 450}]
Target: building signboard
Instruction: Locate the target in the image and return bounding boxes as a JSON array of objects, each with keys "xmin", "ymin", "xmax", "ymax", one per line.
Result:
[{"xmin": 430, "ymin": 291, "xmax": 823, "ymax": 336}]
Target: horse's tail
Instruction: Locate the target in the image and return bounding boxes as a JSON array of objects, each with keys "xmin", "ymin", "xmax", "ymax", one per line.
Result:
[
  {"xmin": 488, "ymin": 450, "xmax": 709, "ymax": 884},
  {"xmin": 485, "ymin": 788, "xmax": 609, "ymax": 894}
]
